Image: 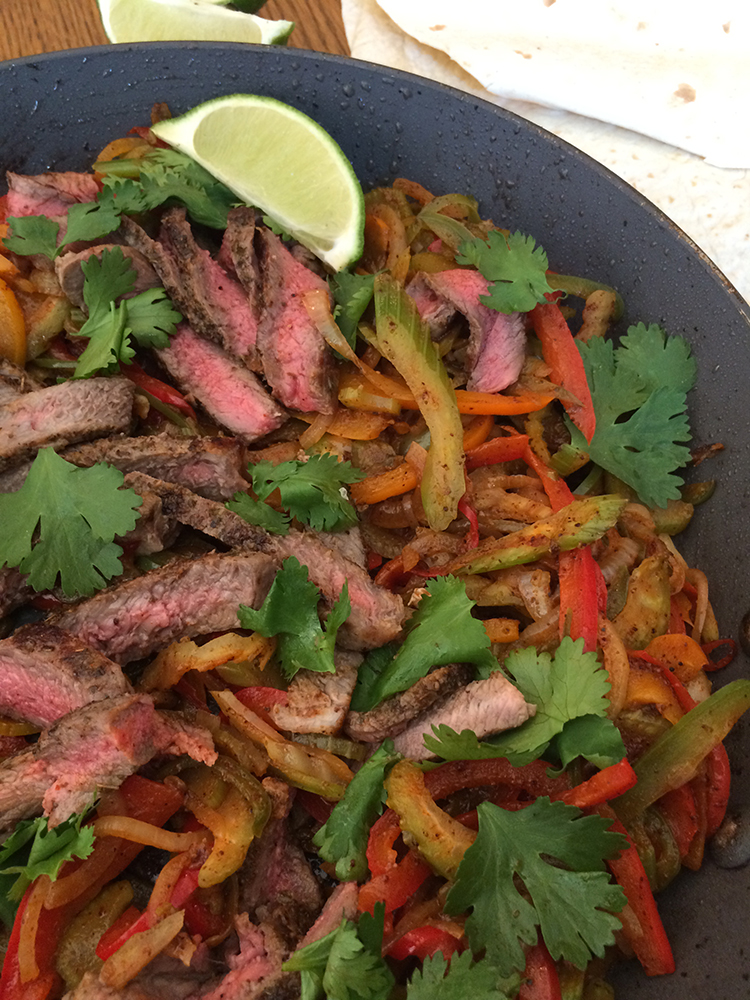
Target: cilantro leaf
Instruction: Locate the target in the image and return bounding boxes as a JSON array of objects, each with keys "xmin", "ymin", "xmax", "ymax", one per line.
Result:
[
  {"xmin": 237, "ymin": 557, "xmax": 350, "ymax": 679},
  {"xmin": 98, "ymin": 148, "xmax": 237, "ymax": 229},
  {"xmin": 3, "ymin": 215, "xmax": 60, "ymax": 258},
  {"xmin": 227, "ymin": 491, "xmax": 290, "ymax": 535},
  {"xmin": 570, "ymin": 325, "xmax": 696, "ymax": 508},
  {"xmin": 331, "ymin": 271, "xmax": 376, "ymax": 348},
  {"xmin": 283, "ymin": 918, "xmax": 394, "ymax": 1000},
  {"xmin": 551, "ymin": 714, "xmax": 627, "ymax": 773},
  {"xmin": 424, "ymin": 637, "xmax": 623, "ymax": 766},
  {"xmin": 0, "ymin": 448, "xmax": 142, "ymax": 597},
  {"xmin": 73, "ymin": 248, "xmax": 181, "ymax": 378},
  {"xmin": 4, "ymin": 199, "xmax": 120, "ymax": 260},
  {"xmin": 351, "ymin": 576, "xmax": 497, "ymax": 713},
  {"xmin": 313, "ymin": 741, "xmax": 401, "ymax": 881},
  {"xmin": 445, "ymin": 799, "xmax": 626, "ymax": 976},
  {"xmin": 456, "ymin": 230, "xmax": 554, "ymax": 314},
  {"xmin": 0, "ymin": 813, "xmax": 95, "ymax": 927},
  {"xmin": 251, "ymin": 455, "xmax": 364, "ymax": 533},
  {"xmin": 407, "ymin": 952, "xmax": 518, "ymax": 1000}
]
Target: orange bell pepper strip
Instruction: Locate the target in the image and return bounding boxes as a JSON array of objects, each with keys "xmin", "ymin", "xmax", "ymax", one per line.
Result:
[
  {"xmin": 350, "ymin": 463, "xmax": 418, "ymax": 506},
  {"xmin": 521, "ymin": 442, "xmax": 575, "ymax": 512},
  {"xmin": 464, "ymin": 433, "xmax": 529, "ymax": 470},
  {"xmin": 597, "ymin": 805, "xmax": 675, "ymax": 976},
  {"xmin": 0, "ymin": 276, "xmax": 26, "ymax": 366},
  {"xmin": 358, "ymin": 810, "xmax": 431, "ymax": 915},
  {"xmin": 530, "ymin": 301, "xmax": 596, "ymax": 443}
]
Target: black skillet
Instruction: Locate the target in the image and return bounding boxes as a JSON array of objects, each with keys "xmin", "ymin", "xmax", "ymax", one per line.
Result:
[{"xmin": 2, "ymin": 42, "xmax": 749, "ymax": 998}]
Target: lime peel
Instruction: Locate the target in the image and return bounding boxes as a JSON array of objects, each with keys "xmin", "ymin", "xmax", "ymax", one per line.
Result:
[{"xmin": 151, "ymin": 94, "xmax": 365, "ymax": 271}]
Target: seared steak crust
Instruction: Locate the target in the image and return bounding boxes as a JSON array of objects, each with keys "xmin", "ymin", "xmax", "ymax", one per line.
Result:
[
  {"xmin": 345, "ymin": 663, "xmax": 474, "ymax": 743},
  {"xmin": 0, "ymin": 377, "xmax": 135, "ymax": 473},
  {"xmin": 61, "ymin": 434, "xmax": 248, "ymax": 501},
  {"xmin": 0, "ymin": 358, "xmax": 42, "ymax": 405},
  {"xmin": 122, "ymin": 210, "xmax": 260, "ymax": 365},
  {"xmin": 50, "ymin": 551, "xmax": 277, "ymax": 664},
  {"xmin": 55, "ymin": 244, "xmax": 160, "ymax": 309},
  {"xmin": 0, "ymin": 623, "xmax": 130, "ymax": 728}
]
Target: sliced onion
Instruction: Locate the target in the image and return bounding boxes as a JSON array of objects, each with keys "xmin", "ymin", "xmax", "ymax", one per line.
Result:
[
  {"xmin": 92, "ymin": 816, "xmax": 208, "ymax": 853},
  {"xmin": 99, "ymin": 910, "xmax": 185, "ymax": 989}
]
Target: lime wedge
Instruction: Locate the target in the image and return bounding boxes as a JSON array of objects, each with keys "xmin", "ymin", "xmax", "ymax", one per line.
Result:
[
  {"xmin": 96, "ymin": 0, "xmax": 293, "ymax": 45},
  {"xmin": 151, "ymin": 95, "xmax": 365, "ymax": 272}
]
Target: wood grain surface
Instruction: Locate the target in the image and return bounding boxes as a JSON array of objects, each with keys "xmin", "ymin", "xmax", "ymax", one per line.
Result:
[{"xmin": 0, "ymin": 0, "xmax": 349, "ymax": 63}]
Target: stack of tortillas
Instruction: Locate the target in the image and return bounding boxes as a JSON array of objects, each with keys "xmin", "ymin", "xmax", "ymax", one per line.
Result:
[{"xmin": 342, "ymin": 0, "xmax": 750, "ymax": 301}]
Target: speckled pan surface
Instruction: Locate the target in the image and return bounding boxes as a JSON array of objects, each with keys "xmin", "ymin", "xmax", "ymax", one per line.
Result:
[{"xmin": 2, "ymin": 41, "xmax": 750, "ymax": 998}]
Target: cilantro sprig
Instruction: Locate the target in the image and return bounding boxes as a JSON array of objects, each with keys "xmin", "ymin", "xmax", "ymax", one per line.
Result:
[
  {"xmin": 445, "ymin": 799, "xmax": 627, "ymax": 977},
  {"xmin": 570, "ymin": 322, "xmax": 697, "ymax": 508},
  {"xmin": 351, "ymin": 575, "xmax": 497, "ymax": 713},
  {"xmin": 407, "ymin": 952, "xmax": 519, "ymax": 1000},
  {"xmin": 247, "ymin": 454, "xmax": 364, "ymax": 533},
  {"xmin": 456, "ymin": 230, "xmax": 554, "ymax": 314},
  {"xmin": 3, "ymin": 196, "xmax": 121, "ymax": 259},
  {"xmin": 237, "ymin": 556, "xmax": 350, "ymax": 680},
  {"xmin": 330, "ymin": 270, "xmax": 377, "ymax": 348},
  {"xmin": 424, "ymin": 636, "xmax": 625, "ymax": 767},
  {"xmin": 0, "ymin": 448, "xmax": 142, "ymax": 597},
  {"xmin": 73, "ymin": 248, "xmax": 181, "ymax": 379},
  {"xmin": 313, "ymin": 741, "xmax": 401, "ymax": 881},
  {"xmin": 283, "ymin": 911, "xmax": 394, "ymax": 1000},
  {"xmin": 0, "ymin": 813, "xmax": 95, "ymax": 927}
]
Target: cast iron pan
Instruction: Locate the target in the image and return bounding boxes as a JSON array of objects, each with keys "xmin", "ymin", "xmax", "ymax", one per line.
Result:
[{"xmin": 2, "ymin": 42, "xmax": 749, "ymax": 997}]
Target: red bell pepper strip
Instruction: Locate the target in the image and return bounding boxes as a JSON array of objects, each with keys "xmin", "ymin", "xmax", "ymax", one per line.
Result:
[
  {"xmin": 655, "ymin": 784, "xmax": 699, "ymax": 859},
  {"xmin": 702, "ymin": 638, "xmax": 737, "ymax": 671},
  {"xmin": 464, "ymin": 433, "xmax": 529, "ymax": 471},
  {"xmin": 387, "ymin": 924, "xmax": 462, "ymax": 962},
  {"xmin": 529, "ymin": 301, "xmax": 596, "ymax": 443},
  {"xmin": 122, "ymin": 361, "xmax": 197, "ymax": 420},
  {"xmin": 424, "ymin": 758, "xmax": 569, "ymax": 801},
  {"xmin": 234, "ymin": 687, "xmax": 288, "ymax": 730},
  {"xmin": 0, "ymin": 888, "xmax": 63, "ymax": 1000},
  {"xmin": 457, "ymin": 494, "xmax": 480, "ymax": 551},
  {"xmin": 557, "ymin": 545, "xmax": 605, "ymax": 653},
  {"xmin": 598, "ymin": 805, "xmax": 675, "ymax": 976},
  {"xmin": 556, "ymin": 759, "xmax": 637, "ymax": 810},
  {"xmin": 359, "ymin": 810, "xmax": 431, "ymax": 915},
  {"xmin": 0, "ymin": 194, "xmax": 8, "ymax": 224},
  {"xmin": 366, "ymin": 550, "xmax": 383, "ymax": 571},
  {"xmin": 95, "ymin": 907, "xmax": 142, "ymax": 961},
  {"xmin": 518, "ymin": 939, "xmax": 562, "ymax": 1000},
  {"xmin": 668, "ymin": 597, "xmax": 687, "ymax": 635},
  {"xmin": 629, "ymin": 650, "xmax": 696, "ymax": 714},
  {"xmin": 705, "ymin": 742, "xmax": 731, "ymax": 837}
]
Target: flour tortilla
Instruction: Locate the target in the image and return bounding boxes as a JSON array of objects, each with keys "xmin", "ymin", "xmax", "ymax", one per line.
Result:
[
  {"xmin": 342, "ymin": 0, "xmax": 750, "ymax": 305},
  {"xmin": 371, "ymin": 0, "xmax": 750, "ymax": 169}
]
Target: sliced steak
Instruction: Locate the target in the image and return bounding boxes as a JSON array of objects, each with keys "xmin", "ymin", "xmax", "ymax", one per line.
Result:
[
  {"xmin": 408, "ymin": 269, "xmax": 527, "ymax": 391},
  {"xmin": 0, "ymin": 358, "xmax": 42, "ymax": 405},
  {"xmin": 5, "ymin": 170, "xmax": 99, "ymax": 219},
  {"xmin": 157, "ymin": 324, "xmax": 286, "ymax": 443},
  {"xmin": 122, "ymin": 209, "xmax": 260, "ymax": 365},
  {"xmin": 61, "ymin": 434, "xmax": 248, "ymax": 501},
  {"xmin": 55, "ymin": 244, "xmax": 160, "ymax": 309},
  {"xmin": 114, "ymin": 474, "xmax": 405, "ymax": 651},
  {"xmin": 298, "ymin": 882, "xmax": 358, "ymax": 948},
  {"xmin": 220, "ymin": 206, "xmax": 261, "ymax": 334},
  {"xmin": 123, "ymin": 471, "xmax": 269, "ymax": 552},
  {"xmin": 119, "ymin": 482, "xmax": 179, "ymax": 556},
  {"xmin": 0, "ymin": 694, "xmax": 215, "ymax": 834},
  {"xmin": 275, "ymin": 530, "xmax": 406, "ymax": 650},
  {"xmin": 0, "ymin": 623, "xmax": 130, "ymax": 728},
  {"xmin": 269, "ymin": 650, "xmax": 361, "ymax": 735},
  {"xmin": 197, "ymin": 919, "xmax": 298, "ymax": 1000},
  {"xmin": 239, "ymin": 778, "xmax": 321, "ymax": 948},
  {"xmin": 391, "ymin": 670, "xmax": 536, "ymax": 761},
  {"xmin": 345, "ymin": 663, "xmax": 474, "ymax": 743},
  {"xmin": 0, "ymin": 377, "xmax": 135, "ymax": 473},
  {"xmin": 256, "ymin": 228, "xmax": 336, "ymax": 414},
  {"xmin": 50, "ymin": 551, "xmax": 277, "ymax": 664},
  {"xmin": 406, "ymin": 272, "xmax": 459, "ymax": 340}
]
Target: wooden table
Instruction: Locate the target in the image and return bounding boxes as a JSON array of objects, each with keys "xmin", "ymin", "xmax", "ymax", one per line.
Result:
[{"xmin": 0, "ymin": 0, "xmax": 349, "ymax": 63}]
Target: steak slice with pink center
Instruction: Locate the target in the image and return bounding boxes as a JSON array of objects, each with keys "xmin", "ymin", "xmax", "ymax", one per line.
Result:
[
  {"xmin": 0, "ymin": 624, "xmax": 131, "ymax": 729},
  {"xmin": 50, "ymin": 550, "xmax": 277, "ymax": 664},
  {"xmin": 408, "ymin": 269, "xmax": 527, "ymax": 392},
  {"xmin": 157, "ymin": 323, "xmax": 286, "ymax": 443},
  {"xmin": 256, "ymin": 228, "xmax": 337, "ymax": 414},
  {"xmin": 5, "ymin": 170, "xmax": 100, "ymax": 219}
]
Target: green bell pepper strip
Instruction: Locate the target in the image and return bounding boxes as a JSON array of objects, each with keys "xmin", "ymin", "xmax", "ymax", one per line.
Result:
[
  {"xmin": 546, "ymin": 272, "xmax": 624, "ymax": 321},
  {"xmin": 373, "ymin": 273, "xmax": 465, "ymax": 531},
  {"xmin": 613, "ymin": 680, "xmax": 750, "ymax": 826}
]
